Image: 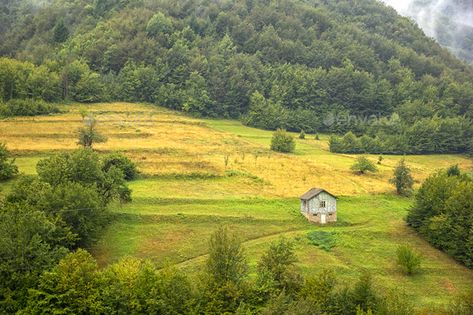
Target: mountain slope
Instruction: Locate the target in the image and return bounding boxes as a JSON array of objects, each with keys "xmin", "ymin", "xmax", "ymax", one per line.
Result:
[
  {"xmin": 2, "ymin": 103, "xmax": 473, "ymax": 307},
  {"xmin": 0, "ymin": 0, "xmax": 472, "ymax": 154},
  {"xmin": 382, "ymin": 0, "xmax": 473, "ymax": 64}
]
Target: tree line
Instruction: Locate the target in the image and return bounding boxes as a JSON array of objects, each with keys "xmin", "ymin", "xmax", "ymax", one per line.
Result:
[
  {"xmin": 0, "ymin": 0, "xmax": 473, "ymax": 153},
  {"xmin": 329, "ymin": 115, "xmax": 473, "ymax": 155}
]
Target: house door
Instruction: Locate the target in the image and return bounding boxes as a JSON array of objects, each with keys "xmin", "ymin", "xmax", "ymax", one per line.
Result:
[{"xmin": 320, "ymin": 214, "xmax": 326, "ymax": 224}]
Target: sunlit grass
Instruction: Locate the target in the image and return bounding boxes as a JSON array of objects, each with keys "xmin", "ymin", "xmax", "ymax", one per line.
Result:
[{"xmin": 1, "ymin": 102, "xmax": 472, "ymax": 307}]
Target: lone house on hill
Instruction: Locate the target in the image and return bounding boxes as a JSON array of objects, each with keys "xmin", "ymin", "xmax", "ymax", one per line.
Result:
[{"xmin": 300, "ymin": 188, "xmax": 337, "ymax": 224}]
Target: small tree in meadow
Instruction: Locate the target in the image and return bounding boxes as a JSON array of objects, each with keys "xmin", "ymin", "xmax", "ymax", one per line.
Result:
[
  {"xmin": 351, "ymin": 156, "xmax": 377, "ymax": 175},
  {"xmin": 271, "ymin": 129, "xmax": 295, "ymax": 153},
  {"xmin": 102, "ymin": 153, "xmax": 138, "ymax": 181},
  {"xmin": 447, "ymin": 164, "xmax": 461, "ymax": 177},
  {"xmin": 0, "ymin": 142, "xmax": 18, "ymax": 181},
  {"xmin": 257, "ymin": 238, "xmax": 302, "ymax": 296},
  {"xmin": 299, "ymin": 130, "xmax": 306, "ymax": 139},
  {"xmin": 204, "ymin": 226, "xmax": 248, "ymax": 313},
  {"xmin": 206, "ymin": 226, "xmax": 248, "ymax": 287},
  {"xmin": 390, "ymin": 159, "xmax": 414, "ymax": 196},
  {"xmin": 396, "ymin": 245, "xmax": 421, "ymax": 275},
  {"xmin": 77, "ymin": 115, "xmax": 107, "ymax": 148}
]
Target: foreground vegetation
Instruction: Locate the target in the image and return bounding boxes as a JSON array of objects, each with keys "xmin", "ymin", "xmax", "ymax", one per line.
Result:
[
  {"xmin": 0, "ymin": 148, "xmax": 134, "ymax": 311},
  {"xmin": 15, "ymin": 229, "xmax": 473, "ymax": 314},
  {"xmin": 407, "ymin": 170, "xmax": 473, "ymax": 268},
  {"xmin": 1, "ymin": 103, "xmax": 472, "ymax": 313}
]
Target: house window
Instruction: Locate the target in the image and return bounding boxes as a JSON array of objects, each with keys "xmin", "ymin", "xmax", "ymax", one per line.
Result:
[{"xmin": 319, "ymin": 201, "xmax": 326, "ymax": 208}]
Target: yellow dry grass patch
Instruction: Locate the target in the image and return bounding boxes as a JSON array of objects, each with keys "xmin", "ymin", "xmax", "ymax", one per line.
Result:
[{"xmin": 1, "ymin": 102, "xmax": 472, "ymax": 197}]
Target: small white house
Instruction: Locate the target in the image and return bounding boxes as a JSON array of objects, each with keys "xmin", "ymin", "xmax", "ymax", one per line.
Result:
[{"xmin": 300, "ymin": 188, "xmax": 337, "ymax": 224}]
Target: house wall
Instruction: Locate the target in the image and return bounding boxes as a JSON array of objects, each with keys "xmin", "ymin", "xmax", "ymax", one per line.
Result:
[
  {"xmin": 303, "ymin": 211, "xmax": 337, "ymax": 224},
  {"xmin": 301, "ymin": 192, "xmax": 337, "ymax": 224}
]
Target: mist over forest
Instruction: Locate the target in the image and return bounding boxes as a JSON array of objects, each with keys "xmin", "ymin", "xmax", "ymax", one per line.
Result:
[{"xmin": 381, "ymin": 0, "xmax": 473, "ymax": 63}]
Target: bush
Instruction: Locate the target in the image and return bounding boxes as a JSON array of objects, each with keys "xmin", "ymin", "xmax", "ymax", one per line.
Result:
[
  {"xmin": 102, "ymin": 153, "xmax": 138, "ymax": 181},
  {"xmin": 390, "ymin": 159, "xmax": 414, "ymax": 196},
  {"xmin": 0, "ymin": 99, "xmax": 60, "ymax": 117},
  {"xmin": 407, "ymin": 171, "xmax": 473, "ymax": 268},
  {"xmin": 257, "ymin": 238, "xmax": 302, "ymax": 295},
  {"xmin": 351, "ymin": 156, "xmax": 377, "ymax": 174},
  {"xmin": 447, "ymin": 164, "xmax": 461, "ymax": 177},
  {"xmin": 396, "ymin": 245, "xmax": 422, "ymax": 275},
  {"xmin": 0, "ymin": 143, "xmax": 18, "ymax": 180},
  {"xmin": 307, "ymin": 231, "xmax": 336, "ymax": 251},
  {"xmin": 77, "ymin": 116, "xmax": 107, "ymax": 148},
  {"xmin": 352, "ymin": 272, "xmax": 378, "ymax": 313},
  {"xmin": 299, "ymin": 130, "xmax": 306, "ymax": 139},
  {"xmin": 204, "ymin": 226, "xmax": 248, "ymax": 313},
  {"xmin": 271, "ymin": 129, "xmax": 295, "ymax": 153},
  {"xmin": 37, "ymin": 149, "xmax": 131, "ymax": 205}
]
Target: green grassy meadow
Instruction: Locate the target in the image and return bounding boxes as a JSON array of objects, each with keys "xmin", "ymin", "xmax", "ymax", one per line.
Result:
[{"xmin": 1, "ymin": 103, "xmax": 472, "ymax": 307}]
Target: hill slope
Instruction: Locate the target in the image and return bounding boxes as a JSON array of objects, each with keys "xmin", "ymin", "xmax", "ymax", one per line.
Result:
[
  {"xmin": 1, "ymin": 103, "xmax": 473, "ymax": 307},
  {"xmin": 1, "ymin": 0, "xmax": 473, "ymax": 149},
  {"xmin": 382, "ymin": 0, "xmax": 473, "ymax": 64}
]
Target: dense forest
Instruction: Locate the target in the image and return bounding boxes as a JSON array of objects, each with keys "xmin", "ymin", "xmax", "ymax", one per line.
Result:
[
  {"xmin": 1, "ymin": 0, "xmax": 473, "ymax": 154},
  {"xmin": 382, "ymin": 0, "xmax": 473, "ymax": 64}
]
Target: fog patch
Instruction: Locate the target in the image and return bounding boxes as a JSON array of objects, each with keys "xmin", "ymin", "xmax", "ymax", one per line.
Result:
[{"xmin": 380, "ymin": 0, "xmax": 473, "ymax": 63}]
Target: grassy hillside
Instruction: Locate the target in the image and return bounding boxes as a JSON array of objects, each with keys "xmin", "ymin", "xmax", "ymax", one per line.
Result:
[
  {"xmin": 1, "ymin": 0, "xmax": 473, "ymax": 156},
  {"xmin": 1, "ymin": 103, "xmax": 472, "ymax": 307}
]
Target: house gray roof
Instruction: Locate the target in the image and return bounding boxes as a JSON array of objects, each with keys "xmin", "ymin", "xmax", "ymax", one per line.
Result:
[{"xmin": 300, "ymin": 188, "xmax": 336, "ymax": 201}]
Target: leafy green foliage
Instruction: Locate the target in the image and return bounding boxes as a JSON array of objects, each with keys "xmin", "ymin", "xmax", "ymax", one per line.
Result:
[
  {"xmin": 0, "ymin": 99, "xmax": 60, "ymax": 117},
  {"xmin": 331, "ymin": 115, "xmax": 472, "ymax": 155},
  {"xmin": 351, "ymin": 272, "xmax": 378, "ymax": 313},
  {"xmin": 37, "ymin": 149, "xmax": 131, "ymax": 205},
  {"xmin": 407, "ymin": 171, "xmax": 473, "ymax": 268},
  {"xmin": 307, "ymin": 231, "xmax": 336, "ymax": 251},
  {"xmin": 299, "ymin": 270, "xmax": 337, "ymax": 310},
  {"xmin": 146, "ymin": 12, "xmax": 173, "ymax": 37},
  {"xmin": 77, "ymin": 116, "xmax": 107, "ymax": 148},
  {"xmin": 243, "ymin": 91, "xmax": 287, "ymax": 131},
  {"xmin": 206, "ymin": 226, "xmax": 247, "ymax": 287},
  {"xmin": 53, "ymin": 19, "xmax": 69, "ymax": 43},
  {"xmin": 447, "ymin": 164, "xmax": 461, "ymax": 177},
  {"xmin": 0, "ymin": 142, "xmax": 18, "ymax": 181},
  {"xmin": 396, "ymin": 245, "xmax": 422, "ymax": 275},
  {"xmin": 2, "ymin": 222, "xmax": 458, "ymax": 314},
  {"xmin": 0, "ymin": 203, "xmax": 69, "ymax": 312},
  {"xmin": 24, "ymin": 251, "xmax": 195, "ymax": 315},
  {"xmin": 257, "ymin": 238, "xmax": 302, "ymax": 297},
  {"xmin": 299, "ymin": 130, "xmax": 306, "ymax": 139},
  {"xmin": 351, "ymin": 157, "xmax": 377, "ymax": 175},
  {"xmin": 270, "ymin": 129, "xmax": 295, "ymax": 153},
  {"xmin": 203, "ymin": 226, "xmax": 248, "ymax": 313},
  {"xmin": 390, "ymin": 159, "xmax": 414, "ymax": 196},
  {"xmin": 102, "ymin": 153, "xmax": 138, "ymax": 181},
  {"xmin": 24, "ymin": 249, "xmax": 102, "ymax": 314},
  {"xmin": 0, "ymin": 148, "xmax": 134, "ymax": 311}
]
